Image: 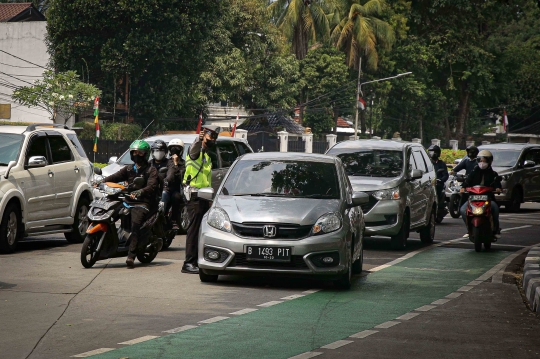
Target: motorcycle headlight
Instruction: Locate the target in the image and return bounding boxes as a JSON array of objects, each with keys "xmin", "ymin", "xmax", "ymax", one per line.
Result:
[
  {"xmin": 372, "ymin": 187, "xmax": 400, "ymax": 200},
  {"xmin": 207, "ymin": 207, "xmax": 232, "ymax": 232},
  {"xmin": 472, "ymin": 206, "xmax": 484, "ymax": 215},
  {"xmin": 313, "ymin": 213, "xmax": 342, "ymax": 235}
]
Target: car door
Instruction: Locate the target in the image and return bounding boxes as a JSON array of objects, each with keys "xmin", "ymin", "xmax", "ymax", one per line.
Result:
[
  {"xmin": 23, "ymin": 134, "xmax": 56, "ymax": 222},
  {"xmin": 522, "ymin": 148, "xmax": 540, "ymax": 200},
  {"xmin": 413, "ymin": 149, "xmax": 434, "ymax": 224},
  {"xmin": 215, "ymin": 141, "xmax": 240, "ymax": 192},
  {"xmin": 48, "ymin": 134, "xmax": 78, "ymax": 218},
  {"xmin": 407, "ymin": 150, "xmax": 423, "ymax": 225}
]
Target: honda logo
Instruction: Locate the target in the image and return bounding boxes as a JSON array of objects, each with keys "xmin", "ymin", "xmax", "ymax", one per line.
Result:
[{"xmin": 262, "ymin": 225, "xmax": 277, "ymax": 238}]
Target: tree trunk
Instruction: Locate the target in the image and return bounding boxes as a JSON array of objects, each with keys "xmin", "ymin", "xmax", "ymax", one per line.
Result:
[
  {"xmin": 444, "ymin": 103, "xmax": 451, "ymax": 146},
  {"xmin": 292, "ymin": 17, "xmax": 308, "ymax": 60},
  {"xmin": 456, "ymin": 82, "xmax": 470, "ymax": 137}
]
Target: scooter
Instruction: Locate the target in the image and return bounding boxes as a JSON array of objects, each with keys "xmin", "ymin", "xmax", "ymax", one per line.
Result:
[
  {"xmin": 80, "ymin": 173, "xmax": 163, "ymax": 268},
  {"xmin": 447, "ymin": 174, "xmax": 465, "ymax": 218},
  {"xmin": 464, "ymin": 178, "xmax": 500, "ymax": 252}
]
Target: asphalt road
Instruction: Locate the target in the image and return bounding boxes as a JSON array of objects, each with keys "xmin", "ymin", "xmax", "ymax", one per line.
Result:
[{"xmin": 1, "ymin": 204, "xmax": 540, "ymax": 359}]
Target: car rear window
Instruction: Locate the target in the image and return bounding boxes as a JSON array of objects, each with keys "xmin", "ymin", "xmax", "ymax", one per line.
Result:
[{"xmin": 327, "ymin": 148, "xmax": 404, "ymax": 178}]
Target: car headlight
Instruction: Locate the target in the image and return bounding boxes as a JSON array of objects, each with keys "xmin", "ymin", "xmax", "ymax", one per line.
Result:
[
  {"xmin": 313, "ymin": 213, "xmax": 342, "ymax": 235},
  {"xmin": 207, "ymin": 207, "xmax": 232, "ymax": 232},
  {"xmin": 372, "ymin": 187, "xmax": 400, "ymax": 200}
]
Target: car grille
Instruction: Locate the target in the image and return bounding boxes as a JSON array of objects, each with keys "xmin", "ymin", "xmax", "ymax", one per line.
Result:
[
  {"xmin": 231, "ymin": 222, "xmax": 312, "ymax": 240},
  {"xmin": 229, "ymin": 254, "xmax": 309, "ymax": 270},
  {"xmin": 360, "ymin": 192, "xmax": 379, "ymax": 213}
]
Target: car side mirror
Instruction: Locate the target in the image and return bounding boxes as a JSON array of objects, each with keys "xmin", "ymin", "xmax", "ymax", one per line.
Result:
[
  {"xmin": 28, "ymin": 156, "xmax": 47, "ymax": 168},
  {"xmin": 4, "ymin": 160, "xmax": 17, "ymax": 179},
  {"xmin": 409, "ymin": 169, "xmax": 423, "ymax": 181},
  {"xmin": 523, "ymin": 160, "xmax": 536, "ymax": 168},
  {"xmin": 93, "ymin": 166, "xmax": 102, "ymax": 175},
  {"xmin": 108, "ymin": 156, "xmax": 118, "ymax": 165},
  {"xmin": 133, "ymin": 176, "xmax": 145, "ymax": 189},
  {"xmin": 350, "ymin": 192, "xmax": 369, "ymax": 207},
  {"xmin": 198, "ymin": 187, "xmax": 214, "ymax": 201}
]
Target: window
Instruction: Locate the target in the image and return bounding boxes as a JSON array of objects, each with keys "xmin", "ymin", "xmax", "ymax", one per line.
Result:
[
  {"xmin": 420, "ymin": 150, "xmax": 433, "ymax": 171},
  {"xmin": 413, "ymin": 151, "xmax": 427, "ymax": 172},
  {"xmin": 67, "ymin": 134, "xmax": 87, "ymax": 158},
  {"xmin": 524, "ymin": 149, "xmax": 540, "ymax": 165},
  {"xmin": 49, "ymin": 136, "xmax": 73, "ymax": 163},
  {"xmin": 235, "ymin": 142, "xmax": 251, "ymax": 156},
  {"xmin": 27, "ymin": 136, "xmax": 48, "ymax": 164},
  {"xmin": 0, "ymin": 134, "xmax": 23, "ymax": 165},
  {"xmin": 326, "ymin": 148, "xmax": 404, "ymax": 178},
  {"xmin": 218, "ymin": 142, "xmax": 239, "ymax": 168},
  {"xmin": 409, "ymin": 152, "xmax": 417, "ymax": 170}
]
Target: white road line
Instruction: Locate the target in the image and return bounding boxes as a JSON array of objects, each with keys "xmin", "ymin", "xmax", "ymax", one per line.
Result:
[
  {"xmin": 350, "ymin": 330, "xmax": 379, "ymax": 339},
  {"xmin": 415, "ymin": 305, "xmax": 437, "ymax": 312},
  {"xmin": 288, "ymin": 352, "xmax": 323, "ymax": 359},
  {"xmin": 446, "ymin": 292, "xmax": 463, "ymax": 299},
  {"xmin": 457, "ymin": 285, "xmax": 473, "ymax": 292},
  {"xmin": 431, "ymin": 298, "xmax": 451, "ymax": 305},
  {"xmin": 396, "ymin": 312, "xmax": 420, "ymax": 321},
  {"xmin": 501, "ymin": 225, "xmax": 532, "ymax": 232},
  {"xmin": 71, "ymin": 348, "xmax": 115, "ymax": 357},
  {"xmin": 229, "ymin": 308, "xmax": 258, "ymax": 315},
  {"xmin": 492, "ymin": 245, "xmax": 538, "ymax": 284},
  {"xmin": 468, "ymin": 280, "xmax": 484, "ymax": 286},
  {"xmin": 162, "ymin": 325, "xmax": 198, "ymax": 334},
  {"xmin": 374, "ymin": 320, "xmax": 400, "ymax": 329},
  {"xmin": 258, "ymin": 300, "xmax": 284, "ymax": 307},
  {"xmin": 198, "ymin": 316, "xmax": 229, "ymax": 324},
  {"xmin": 118, "ymin": 336, "xmax": 159, "ymax": 345},
  {"xmin": 302, "ymin": 289, "xmax": 321, "ymax": 294},
  {"xmin": 281, "ymin": 294, "xmax": 306, "ymax": 300},
  {"xmin": 321, "ymin": 340, "xmax": 354, "ymax": 349}
]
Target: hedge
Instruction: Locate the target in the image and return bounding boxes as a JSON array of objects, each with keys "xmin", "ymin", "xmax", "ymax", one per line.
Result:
[
  {"xmin": 440, "ymin": 149, "xmax": 467, "ymax": 164},
  {"xmin": 74, "ymin": 122, "xmax": 142, "ymax": 141}
]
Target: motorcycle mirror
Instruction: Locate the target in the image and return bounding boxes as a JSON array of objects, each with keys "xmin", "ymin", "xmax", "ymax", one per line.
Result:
[{"xmin": 94, "ymin": 166, "xmax": 102, "ymax": 175}]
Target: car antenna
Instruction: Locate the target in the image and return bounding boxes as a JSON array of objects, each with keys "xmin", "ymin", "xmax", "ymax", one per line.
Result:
[{"xmin": 136, "ymin": 119, "xmax": 155, "ymax": 140}]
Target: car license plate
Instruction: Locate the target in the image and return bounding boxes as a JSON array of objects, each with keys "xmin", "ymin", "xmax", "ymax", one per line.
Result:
[
  {"xmin": 246, "ymin": 246, "xmax": 291, "ymax": 262},
  {"xmin": 470, "ymin": 195, "xmax": 488, "ymax": 201}
]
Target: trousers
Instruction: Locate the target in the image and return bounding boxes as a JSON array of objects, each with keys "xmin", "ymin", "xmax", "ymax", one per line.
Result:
[
  {"xmin": 184, "ymin": 198, "xmax": 210, "ymax": 265},
  {"xmin": 460, "ymin": 201, "xmax": 499, "ymax": 232},
  {"xmin": 161, "ymin": 189, "xmax": 184, "ymax": 222},
  {"xmin": 127, "ymin": 206, "xmax": 150, "ymax": 259}
]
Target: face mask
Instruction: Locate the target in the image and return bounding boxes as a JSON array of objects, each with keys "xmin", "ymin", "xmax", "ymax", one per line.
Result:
[
  {"xmin": 170, "ymin": 147, "xmax": 182, "ymax": 156},
  {"xmin": 153, "ymin": 150, "xmax": 166, "ymax": 161},
  {"xmin": 478, "ymin": 162, "xmax": 488, "ymax": 170},
  {"xmin": 130, "ymin": 153, "xmax": 147, "ymax": 165}
]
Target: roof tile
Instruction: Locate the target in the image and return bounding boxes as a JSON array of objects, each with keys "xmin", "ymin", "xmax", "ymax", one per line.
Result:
[{"xmin": 0, "ymin": 3, "xmax": 32, "ymax": 22}]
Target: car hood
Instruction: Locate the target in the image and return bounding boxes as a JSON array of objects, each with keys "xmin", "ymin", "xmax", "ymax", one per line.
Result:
[
  {"xmin": 348, "ymin": 176, "xmax": 402, "ymax": 192},
  {"xmin": 101, "ymin": 162, "xmax": 125, "ymax": 177},
  {"xmin": 492, "ymin": 166, "xmax": 514, "ymax": 175},
  {"xmin": 215, "ymin": 196, "xmax": 341, "ymax": 226}
]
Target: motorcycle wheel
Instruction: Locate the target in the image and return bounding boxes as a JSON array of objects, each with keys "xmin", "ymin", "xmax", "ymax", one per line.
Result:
[
  {"xmin": 484, "ymin": 241, "xmax": 491, "ymax": 251},
  {"xmin": 137, "ymin": 246, "xmax": 159, "ymax": 264},
  {"xmin": 161, "ymin": 234, "xmax": 174, "ymax": 250},
  {"xmin": 472, "ymin": 226, "xmax": 482, "ymax": 252},
  {"xmin": 81, "ymin": 233, "xmax": 100, "ymax": 268},
  {"xmin": 448, "ymin": 194, "xmax": 461, "ymax": 218}
]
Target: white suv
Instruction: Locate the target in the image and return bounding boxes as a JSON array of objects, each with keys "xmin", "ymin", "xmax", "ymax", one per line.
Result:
[{"xmin": 0, "ymin": 124, "xmax": 93, "ymax": 253}]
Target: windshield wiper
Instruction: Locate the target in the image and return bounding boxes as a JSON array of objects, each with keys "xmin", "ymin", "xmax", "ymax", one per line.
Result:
[
  {"xmin": 233, "ymin": 193, "xmax": 285, "ymax": 197},
  {"xmin": 299, "ymin": 194, "xmax": 337, "ymax": 199}
]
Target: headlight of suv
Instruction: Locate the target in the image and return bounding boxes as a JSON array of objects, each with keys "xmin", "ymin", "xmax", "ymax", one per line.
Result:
[
  {"xmin": 313, "ymin": 213, "xmax": 342, "ymax": 235},
  {"xmin": 207, "ymin": 207, "xmax": 232, "ymax": 232},
  {"xmin": 372, "ymin": 187, "xmax": 400, "ymax": 200}
]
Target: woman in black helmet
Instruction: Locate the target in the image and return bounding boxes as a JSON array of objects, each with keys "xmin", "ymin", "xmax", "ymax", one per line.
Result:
[{"xmin": 451, "ymin": 145, "xmax": 479, "ymax": 175}]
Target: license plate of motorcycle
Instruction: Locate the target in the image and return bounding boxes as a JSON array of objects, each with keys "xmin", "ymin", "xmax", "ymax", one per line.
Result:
[
  {"xmin": 470, "ymin": 195, "xmax": 488, "ymax": 201},
  {"xmin": 246, "ymin": 246, "xmax": 291, "ymax": 262}
]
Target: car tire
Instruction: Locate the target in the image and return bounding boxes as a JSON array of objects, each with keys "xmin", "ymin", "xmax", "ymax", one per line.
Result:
[
  {"xmin": 484, "ymin": 241, "xmax": 491, "ymax": 251},
  {"xmin": 0, "ymin": 203, "xmax": 21, "ymax": 254},
  {"xmin": 352, "ymin": 232, "xmax": 363, "ymax": 274},
  {"xmin": 506, "ymin": 187, "xmax": 522, "ymax": 212},
  {"xmin": 419, "ymin": 207, "xmax": 436, "ymax": 244},
  {"xmin": 65, "ymin": 198, "xmax": 90, "ymax": 244},
  {"xmin": 199, "ymin": 269, "xmax": 218, "ymax": 283},
  {"xmin": 473, "ymin": 226, "xmax": 482, "ymax": 252},
  {"xmin": 391, "ymin": 213, "xmax": 409, "ymax": 249},
  {"xmin": 334, "ymin": 252, "xmax": 352, "ymax": 289}
]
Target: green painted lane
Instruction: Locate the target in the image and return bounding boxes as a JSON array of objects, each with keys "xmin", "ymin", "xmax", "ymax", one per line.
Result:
[{"xmin": 91, "ymin": 248, "xmax": 509, "ymax": 359}]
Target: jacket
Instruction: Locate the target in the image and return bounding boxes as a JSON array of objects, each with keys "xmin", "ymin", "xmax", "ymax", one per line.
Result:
[
  {"xmin": 103, "ymin": 163, "xmax": 159, "ymax": 207},
  {"xmin": 149, "ymin": 158, "xmax": 172, "ymax": 192},
  {"xmin": 463, "ymin": 166, "xmax": 501, "ymax": 198},
  {"xmin": 183, "ymin": 137, "xmax": 212, "ymax": 189},
  {"xmin": 433, "ymin": 159, "xmax": 449, "ymax": 185},
  {"xmin": 165, "ymin": 160, "xmax": 185, "ymax": 192},
  {"xmin": 453, "ymin": 158, "xmax": 477, "ymax": 175}
]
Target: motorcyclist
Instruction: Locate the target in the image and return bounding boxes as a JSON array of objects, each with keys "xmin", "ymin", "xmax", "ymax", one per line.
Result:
[
  {"xmin": 459, "ymin": 150, "xmax": 502, "ymax": 239},
  {"xmin": 428, "ymin": 145, "xmax": 449, "ymax": 214},
  {"xmin": 161, "ymin": 139, "xmax": 185, "ymax": 229},
  {"xmin": 100, "ymin": 140, "xmax": 159, "ymax": 267},
  {"xmin": 451, "ymin": 145, "xmax": 479, "ymax": 175},
  {"xmin": 149, "ymin": 140, "xmax": 171, "ymax": 172}
]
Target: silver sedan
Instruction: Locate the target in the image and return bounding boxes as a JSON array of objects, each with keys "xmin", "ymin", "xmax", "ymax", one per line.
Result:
[{"xmin": 196, "ymin": 152, "xmax": 368, "ymax": 289}]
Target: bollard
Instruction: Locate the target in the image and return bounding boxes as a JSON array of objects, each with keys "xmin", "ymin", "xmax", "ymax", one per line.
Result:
[
  {"xmin": 411, "ymin": 138, "xmax": 422, "ymax": 144},
  {"xmin": 277, "ymin": 131, "xmax": 288, "ymax": 152},
  {"xmin": 302, "ymin": 133, "xmax": 313, "ymax": 153},
  {"xmin": 234, "ymin": 129, "xmax": 247, "ymax": 140},
  {"xmin": 326, "ymin": 134, "xmax": 337, "ymax": 150},
  {"xmin": 431, "ymin": 139, "xmax": 441, "ymax": 147},
  {"xmin": 349, "ymin": 135, "xmax": 356, "ymax": 141},
  {"xmin": 449, "ymin": 140, "xmax": 458, "ymax": 151}
]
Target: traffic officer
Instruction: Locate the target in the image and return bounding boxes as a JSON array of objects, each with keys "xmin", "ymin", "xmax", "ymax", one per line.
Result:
[{"xmin": 181, "ymin": 126, "xmax": 220, "ymax": 274}]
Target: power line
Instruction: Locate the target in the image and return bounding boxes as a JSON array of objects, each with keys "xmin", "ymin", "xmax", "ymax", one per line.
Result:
[
  {"xmin": 0, "ymin": 61, "xmax": 41, "ymax": 69},
  {"xmin": 0, "ymin": 50, "xmax": 47, "ymax": 69},
  {"xmin": 0, "ymin": 71, "xmax": 33, "ymax": 85}
]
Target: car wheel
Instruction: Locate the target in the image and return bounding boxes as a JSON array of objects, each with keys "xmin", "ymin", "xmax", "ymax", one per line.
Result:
[
  {"xmin": 199, "ymin": 269, "xmax": 219, "ymax": 283},
  {"xmin": 419, "ymin": 207, "xmax": 436, "ymax": 244},
  {"xmin": 391, "ymin": 213, "xmax": 409, "ymax": 249},
  {"xmin": 506, "ymin": 187, "xmax": 522, "ymax": 212},
  {"xmin": 0, "ymin": 203, "xmax": 21, "ymax": 254},
  {"xmin": 334, "ymin": 251, "xmax": 352, "ymax": 289},
  {"xmin": 65, "ymin": 198, "xmax": 90, "ymax": 244},
  {"xmin": 352, "ymin": 233, "xmax": 363, "ymax": 274}
]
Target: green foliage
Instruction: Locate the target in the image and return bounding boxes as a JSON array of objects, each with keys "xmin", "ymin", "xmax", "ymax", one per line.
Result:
[
  {"xmin": 440, "ymin": 149, "xmax": 467, "ymax": 165},
  {"xmin": 73, "ymin": 122, "xmax": 141, "ymax": 141},
  {"xmin": 11, "ymin": 70, "xmax": 100, "ymax": 124},
  {"xmin": 93, "ymin": 163, "xmax": 108, "ymax": 169}
]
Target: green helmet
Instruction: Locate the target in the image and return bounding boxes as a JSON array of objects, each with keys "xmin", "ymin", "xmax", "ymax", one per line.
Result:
[{"xmin": 129, "ymin": 140, "xmax": 151, "ymax": 160}]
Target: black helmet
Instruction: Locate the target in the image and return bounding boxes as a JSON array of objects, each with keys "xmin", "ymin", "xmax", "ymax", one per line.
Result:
[
  {"xmin": 428, "ymin": 145, "xmax": 441, "ymax": 159},
  {"xmin": 151, "ymin": 139, "xmax": 168, "ymax": 152},
  {"xmin": 466, "ymin": 145, "xmax": 479, "ymax": 158}
]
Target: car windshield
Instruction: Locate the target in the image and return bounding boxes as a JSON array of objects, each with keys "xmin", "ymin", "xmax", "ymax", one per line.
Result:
[
  {"xmin": 117, "ymin": 141, "xmax": 156, "ymax": 165},
  {"xmin": 486, "ymin": 150, "xmax": 521, "ymax": 167},
  {"xmin": 327, "ymin": 149, "xmax": 404, "ymax": 177},
  {"xmin": 221, "ymin": 160, "xmax": 340, "ymax": 199},
  {"xmin": 0, "ymin": 133, "xmax": 23, "ymax": 165}
]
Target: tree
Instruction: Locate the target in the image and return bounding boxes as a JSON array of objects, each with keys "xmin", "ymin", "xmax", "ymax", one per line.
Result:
[{"xmin": 12, "ymin": 70, "xmax": 100, "ymax": 124}]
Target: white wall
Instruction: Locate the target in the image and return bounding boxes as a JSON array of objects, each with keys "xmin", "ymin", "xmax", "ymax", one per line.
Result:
[{"xmin": 0, "ymin": 22, "xmax": 53, "ymax": 124}]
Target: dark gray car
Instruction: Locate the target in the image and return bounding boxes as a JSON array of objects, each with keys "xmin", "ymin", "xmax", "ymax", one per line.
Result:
[{"xmin": 197, "ymin": 152, "xmax": 368, "ymax": 289}]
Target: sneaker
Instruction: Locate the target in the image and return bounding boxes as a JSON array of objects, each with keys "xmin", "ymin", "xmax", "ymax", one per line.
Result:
[
  {"xmin": 126, "ymin": 258, "xmax": 135, "ymax": 268},
  {"xmin": 463, "ymin": 233, "xmax": 469, "ymax": 238}
]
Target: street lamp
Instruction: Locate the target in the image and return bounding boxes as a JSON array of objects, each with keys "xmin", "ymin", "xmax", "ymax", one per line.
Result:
[{"xmin": 353, "ymin": 68, "xmax": 412, "ymax": 140}]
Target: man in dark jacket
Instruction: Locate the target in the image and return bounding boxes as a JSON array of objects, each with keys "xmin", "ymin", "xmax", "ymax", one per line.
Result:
[
  {"xmin": 102, "ymin": 140, "xmax": 159, "ymax": 267},
  {"xmin": 161, "ymin": 138, "xmax": 185, "ymax": 229},
  {"xmin": 428, "ymin": 145, "xmax": 449, "ymax": 215},
  {"xmin": 451, "ymin": 145, "xmax": 479, "ymax": 175},
  {"xmin": 459, "ymin": 150, "xmax": 502, "ymax": 238}
]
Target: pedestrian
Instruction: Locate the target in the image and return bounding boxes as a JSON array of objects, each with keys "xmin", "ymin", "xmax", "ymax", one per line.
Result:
[{"xmin": 182, "ymin": 126, "xmax": 220, "ymax": 274}]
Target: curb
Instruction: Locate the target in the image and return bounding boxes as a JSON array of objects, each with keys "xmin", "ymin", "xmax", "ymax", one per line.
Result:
[{"xmin": 522, "ymin": 247, "xmax": 540, "ymax": 312}]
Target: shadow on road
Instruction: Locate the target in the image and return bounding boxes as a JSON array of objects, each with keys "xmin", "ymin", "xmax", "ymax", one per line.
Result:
[{"xmin": 11, "ymin": 237, "xmax": 71, "ymax": 253}]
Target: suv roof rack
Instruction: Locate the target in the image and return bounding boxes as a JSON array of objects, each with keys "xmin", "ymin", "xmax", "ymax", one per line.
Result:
[{"xmin": 25, "ymin": 124, "xmax": 70, "ymax": 132}]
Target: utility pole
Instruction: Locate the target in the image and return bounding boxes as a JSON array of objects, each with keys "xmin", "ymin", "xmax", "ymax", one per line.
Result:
[{"xmin": 354, "ymin": 57, "xmax": 362, "ymax": 140}]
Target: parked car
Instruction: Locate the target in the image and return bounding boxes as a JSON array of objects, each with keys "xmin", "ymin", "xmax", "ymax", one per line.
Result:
[
  {"xmin": 478, "ymin": 143, "xmax": 540, "ymax": 211},
  {"xmin": 197, "ymin": 152, "xmax": 368, "ymax": 289},
  {"xmin": 0, "ymin": 124, "xmax": 94, "ymax": 253},
  {"xmin": 326, "ymin": 139, "xmax": 437, "ymax": 249},
  {"xmin": 96, "ymin": 134, "xmax": 253, "ymax": 233}
]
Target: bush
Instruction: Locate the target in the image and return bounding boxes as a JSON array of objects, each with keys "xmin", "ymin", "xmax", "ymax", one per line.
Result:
[
  {"xmin": 93, "ymin": 163, "xmax": 108, "ymax": 169},
  {"xmin": 74, "ymin": 122, "xmax": 142, "ymax": 141},
  {"xmin": 440, "ymin": 149, "xmax": 467, "ymax": 164}
]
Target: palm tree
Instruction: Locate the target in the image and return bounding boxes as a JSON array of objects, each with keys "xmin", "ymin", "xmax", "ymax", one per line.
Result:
[
  {"xmin": 268, "ymin": 0, "xmax": 330, "ymax": 60},
  {"xmin": 330, "ymin": 0, "xmax": 395, "ymax": 69}
]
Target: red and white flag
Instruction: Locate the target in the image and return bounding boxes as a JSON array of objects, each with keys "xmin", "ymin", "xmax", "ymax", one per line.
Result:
[
  {"xmin": 358, "ymin": 97, "xmax": 366, "ymax": 111},
  {"xmin": 231, "ymin": 113, "xmax": 238, "ymax": 137},
  {"xmin": 196, "ymin": 111, "xmax": 203, "ymax": 133},
  {"xmin": 503, "ymin": 110, "xmax": 509, "ymax": 132}
]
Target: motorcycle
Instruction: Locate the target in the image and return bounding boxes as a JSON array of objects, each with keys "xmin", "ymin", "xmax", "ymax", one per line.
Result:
[
  {"xmin": 435, "ymin": 169, "xmax": 449, "ymax": 224},
  {"xmin": 447, "ymin": 174, "xmax": 465, "ymax": 218},
  {"xmin": 464, "ymin": 177, "xmax": 501, "ymax": 252},
  {"xmin": 80, "ymin": 171, "xmax": 164, "ymax": 268}
]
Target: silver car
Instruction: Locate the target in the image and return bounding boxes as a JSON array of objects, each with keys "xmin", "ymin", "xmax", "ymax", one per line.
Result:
[
  {"xmin": 197, "ymin": 152, "xmax": 369, "ymax": 289},
  {"xmin": 326, "ymin": 139, "xmax": 437, "ymax": 249}
]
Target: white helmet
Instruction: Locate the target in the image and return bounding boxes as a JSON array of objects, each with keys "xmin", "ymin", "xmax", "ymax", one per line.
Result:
[
  {"xmin": 168, "ymin": 138, "xmax": 184, "ymax": 148},
  {"xmin": 168, "ymin": 138, "xmax": 184, "ymax": 156}
]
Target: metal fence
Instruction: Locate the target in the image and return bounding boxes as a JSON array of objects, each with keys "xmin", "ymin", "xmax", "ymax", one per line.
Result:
[
  {"xmin": 247, "ymin": 132, "xmax": 279, "ymax": 152},
  {"xmin": 81, "ymin": 139, "xmax": 131, "ymax": 163},
  {"xmin": 287, "ymin": 138, "xmax": 304, "ymax": 152},
  {"xmin": 313, "ymin": 140, "xmax": 328, "ymax": 154}
]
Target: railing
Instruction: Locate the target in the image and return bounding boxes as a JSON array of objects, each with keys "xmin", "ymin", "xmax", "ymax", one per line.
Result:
[{"xmin": 80, "ymin": 139, "xmax": 131, "ymax": 163}]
